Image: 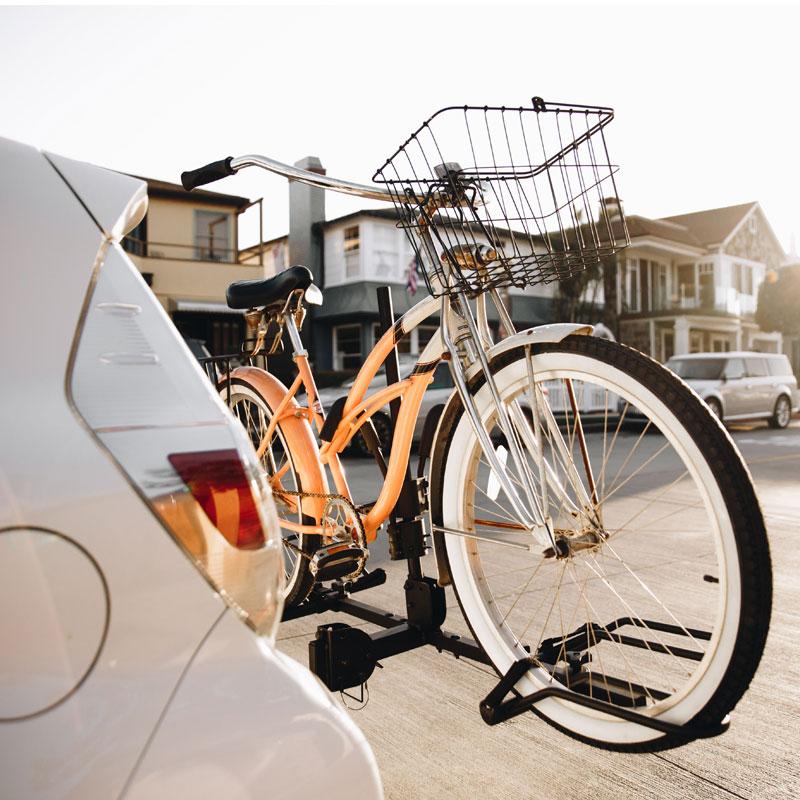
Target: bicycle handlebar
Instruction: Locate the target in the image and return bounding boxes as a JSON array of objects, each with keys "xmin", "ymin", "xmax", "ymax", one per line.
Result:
[
  {"xmin": 181, "ymin": 157, "xmax": 236, "ymax": 191},
  {"xmin": 181, "ymin": 152, "xmax": 396, "ymax": 202}
]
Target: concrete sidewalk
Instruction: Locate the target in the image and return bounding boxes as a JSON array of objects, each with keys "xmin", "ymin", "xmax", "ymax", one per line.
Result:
[{"xmin": 277, "ymin": 426, "xmax": 800, "ymax": 800}]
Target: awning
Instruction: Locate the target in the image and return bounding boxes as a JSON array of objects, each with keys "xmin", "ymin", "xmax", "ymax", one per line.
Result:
[{"xmin": 174, "ymin": 300, "xmax": 244, "ymax": 315}]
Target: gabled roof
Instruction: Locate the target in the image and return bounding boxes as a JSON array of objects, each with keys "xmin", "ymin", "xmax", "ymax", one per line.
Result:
[
  {"xmin": 624, "ymin": 215, "xmax": 703, "ymax": 248},
  {"xmin": 130, "ymin": 175, "xmax": 252, "ymax": 210},
  {"xmin": 660, "ymin": 202, "xmax": 757, "ymax": 248}
]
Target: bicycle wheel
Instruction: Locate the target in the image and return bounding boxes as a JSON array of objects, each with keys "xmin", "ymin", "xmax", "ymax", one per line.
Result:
[
  {"xmin": 431, "ymin": 335, "xmax": 771, "ymax": 750},
  {"xmin": 221, "ymin": 377, "xmax": 320, "ymax": 607}
]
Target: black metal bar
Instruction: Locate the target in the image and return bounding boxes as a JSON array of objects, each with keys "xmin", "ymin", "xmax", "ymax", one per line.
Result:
[
  {"xmin": 595, "ymin": 631, "xmax": 705, "ymax": 662},
  {"xmin": 376, "ymin": 285, "xmax": 427, "ymax": 572},
  {"xmin": 370, "ymin": 623, "xmax": 427, "ymax": 660},
  {"xmin": 428, "ymin": 629, "xmax": 492, "ymax": 665},
  {"xmin": 606, "ymin": 617, "xmax": 713, "ymax": 641},
  {"xmin": 479, "ymin": 657, "xmax": 729, "ymax": 741}
]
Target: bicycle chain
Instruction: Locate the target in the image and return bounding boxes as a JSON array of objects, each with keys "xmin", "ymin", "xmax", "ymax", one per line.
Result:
[
  {"xmin": 273, "ymin": 487, "xmax": 374, "ymax": 515},
  {"xmin": 273, "ymin": 488, "xmax": 372, "ymax": 565}
]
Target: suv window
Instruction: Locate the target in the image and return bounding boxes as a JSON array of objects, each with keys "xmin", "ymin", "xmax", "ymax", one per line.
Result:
[
  {"xmin": 667, "ymin": 358, "xmax": 724, "ymax": 380},
  {"xmin": 767, "ymin": 355, "xmax": 792, "ymax": 376},
  {"xmin": 723, "ymin": 358, "xmax": 746, "ymax": 380},
  {"xmin": 745, "ymin": 357, "xmax": 769, "ymax": 378}
]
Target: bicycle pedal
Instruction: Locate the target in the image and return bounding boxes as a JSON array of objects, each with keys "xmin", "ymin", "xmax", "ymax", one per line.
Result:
[{"xmin": 310, "ymin": 543, "xmax": 368, "ymax": 582}]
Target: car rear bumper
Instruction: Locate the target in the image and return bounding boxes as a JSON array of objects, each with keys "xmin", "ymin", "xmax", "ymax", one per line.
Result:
[{"xmin": 123, "ymin": 611, "xmax": 383, "ymax": 800}]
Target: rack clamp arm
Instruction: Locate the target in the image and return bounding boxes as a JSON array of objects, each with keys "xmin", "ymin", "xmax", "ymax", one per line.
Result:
[{"xmin": 480, "ymin": 657, "xmax": 730, "ymax": 742}]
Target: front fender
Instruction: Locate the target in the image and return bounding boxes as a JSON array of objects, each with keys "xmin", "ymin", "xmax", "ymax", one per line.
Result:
[{"xmin": 430, "ymin": 323, "xmax": 592, "ymax": 586}]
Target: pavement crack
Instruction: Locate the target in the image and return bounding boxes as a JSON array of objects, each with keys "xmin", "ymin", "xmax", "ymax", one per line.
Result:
[{"xmin": 651, "ymin": 753, "xmax": 751, "ymax": 799}]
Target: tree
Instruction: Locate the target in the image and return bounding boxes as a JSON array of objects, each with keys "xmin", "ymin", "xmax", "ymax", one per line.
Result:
[
  {"xmin": 755, "ymin": 265, "xmax": 800, "ymax": 336},
  {"xmin": 553, "ymin": 256, "xmax": 614, "ymax": 327}
]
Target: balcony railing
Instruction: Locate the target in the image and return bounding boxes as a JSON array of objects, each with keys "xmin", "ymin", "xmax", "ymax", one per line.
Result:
[
  {"xmin": 622, "ymin": 286, "xmax": 757, "ymax": 317},
  {"xmin": 122, "ymin": 236, "xmax": 256, "ymax": 265}
]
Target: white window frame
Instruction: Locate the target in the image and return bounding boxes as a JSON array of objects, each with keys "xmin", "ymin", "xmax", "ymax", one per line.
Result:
[
  {"xmin": 624, "ymin": 258, "xmax": 641, "ymax": 313},
  {"xmin": 333, "ymin": 324, "xmax": 362, "ymax": 371},
  {"xmin": 194, "ymin": 210, "xmax": 232, "ymax": 262}
]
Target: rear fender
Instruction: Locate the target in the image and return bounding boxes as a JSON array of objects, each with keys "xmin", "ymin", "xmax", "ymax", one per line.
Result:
[
  {"xmin": 230, "ymin": 367, "xmax": 328, "ymax": 521},
  {"xmin": 429, "ymin": 323, "xmax": 592, "ymax": 586}
]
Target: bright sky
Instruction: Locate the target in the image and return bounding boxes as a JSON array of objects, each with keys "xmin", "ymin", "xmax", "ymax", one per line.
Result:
[{"xmin": 1, "ymin": 2, "xmax": 798, "ymax": 254}]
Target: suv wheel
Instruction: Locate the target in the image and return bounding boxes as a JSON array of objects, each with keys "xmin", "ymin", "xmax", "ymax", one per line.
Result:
[
  {"xmin": 769, "ymin": 395, "xmax": 792, "ymax": 429},
  {"xmin": 706, "ymin": 397, "xmax": 723, "ymax": 422}
]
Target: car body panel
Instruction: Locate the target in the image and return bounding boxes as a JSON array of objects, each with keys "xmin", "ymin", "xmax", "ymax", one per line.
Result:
[
  {"xmin": 0, "ymin": 138, "xmax": 227, "ymax": 797},
  {"xmin": 124, "ymin": 612, "xmax": 382, "ymax": 800},
  {"xmin": 0, "ymin": 138, "xmax": 381, "ymax": 799}
]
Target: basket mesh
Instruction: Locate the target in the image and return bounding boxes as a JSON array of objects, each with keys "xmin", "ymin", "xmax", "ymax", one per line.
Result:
[{"xmin": 373, "ymin": 98, "xmax": 630, "ymax": 299}]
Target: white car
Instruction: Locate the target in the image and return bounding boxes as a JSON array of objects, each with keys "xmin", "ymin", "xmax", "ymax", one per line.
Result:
[
  {"xmin": 666, "ymin": 351, "xmax": 799, "ymax": 428},
  {"xmin": 0, "ymin": 139, "xmax": 382, "ymax": 800},
  {"xmin": 317, "ymin": 357, "xmax": 455, "ymax": 453}
]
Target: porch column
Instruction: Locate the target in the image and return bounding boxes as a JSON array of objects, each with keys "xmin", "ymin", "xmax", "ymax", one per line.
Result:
[
  {"xmin": 674, "ymin": 317, "xmax": 690, "ymax": 355},
  {"xmin": 735, "ymin": 326, "xmax": 743, "ymax": 350},
  {"xmin": 649, "ymin": 319, "xmax": 656, "ymax": 359}
]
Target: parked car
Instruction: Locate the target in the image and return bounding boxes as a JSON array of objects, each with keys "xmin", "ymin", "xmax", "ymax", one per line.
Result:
[
  {"xmin": 666, "ymin": 351, "xmax": 799, "ymax": 428},
  {"xmin": 0, "ymin": 138, "xmax": 382, "ymax": 800},
  {"xmin": 317, "ymin": 356, "xmax": 454, "ymax": 454}
]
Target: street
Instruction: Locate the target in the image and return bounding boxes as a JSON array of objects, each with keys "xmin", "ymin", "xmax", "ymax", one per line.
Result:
[{"xmin": 278, "ymin": 420, "xmax": 800, "ymax": 800}]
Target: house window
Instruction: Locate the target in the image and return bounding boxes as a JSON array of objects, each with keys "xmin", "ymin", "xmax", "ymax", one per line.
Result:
[
  {"xmin": 734, "ymin": 263, "xmax": 753, "ymax": 295},
  {"xmin": 698, "ymin": 262, "xmax": 714, "ymax": 308},
  {"xmin": 711, "ymin": 334, "xmax": 730, "ymax": 353},
  {"xmin": 677, "ymin": 263, "xmax": 695, "ymax": 302},
  {"xmin": 661, "ymin": 330, "xmax": 674, "ymax": 363},
  {"xmin": 624, "ymin": 259, "xmax": 640, "ymax": 312},
  {"xmin": 652, "ymin": 262, "xmax": 669, "ymax": 310},
  {"xmin": 194, "ymin": 210, "xmax": 231, "ymax": 262},
  {"xmin": 344, "ymin": 225, "xmax": 360, "ymax": 278},
  {"xmin": 333, "ymin": 324, "xmax": 362, "ymax": 370},
  {"xmin": 373, "ymin": 223, "xmax": 400, "ymax": 280}
]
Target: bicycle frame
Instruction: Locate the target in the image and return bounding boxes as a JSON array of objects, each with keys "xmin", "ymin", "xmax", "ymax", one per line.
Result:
[
  {"xmin": 210, "ymin": 151, "xmax": 599, "ymax": 554},
  {"xmin": 266, "ymin": 293, "xmax": 444, "ymax": 542}
]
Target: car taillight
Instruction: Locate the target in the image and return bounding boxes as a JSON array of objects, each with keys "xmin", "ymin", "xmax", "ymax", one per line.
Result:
[
  {"xmin": 169, "ymin": 449, "xmax": 265, "ymax": 550},
  {"xmin": 68, "ymin": 244, "xmax": 284, "ymax": 639}
]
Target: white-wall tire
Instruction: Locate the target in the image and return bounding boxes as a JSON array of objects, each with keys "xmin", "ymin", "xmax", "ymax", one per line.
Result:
[{"xmin": 432, "ymin": 337, "xmax": 771, "ymax": 750}]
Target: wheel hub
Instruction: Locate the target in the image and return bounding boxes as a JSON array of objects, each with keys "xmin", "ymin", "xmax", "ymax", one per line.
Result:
[{"xmin": 543, "ymin": 527, "xmax": 606, "ymax": 559}]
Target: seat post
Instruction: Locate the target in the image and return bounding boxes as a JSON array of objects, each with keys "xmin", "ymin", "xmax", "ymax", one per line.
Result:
[{"xmin": 284, "ymin": 314, "xmax": 307, "ymax": 358}]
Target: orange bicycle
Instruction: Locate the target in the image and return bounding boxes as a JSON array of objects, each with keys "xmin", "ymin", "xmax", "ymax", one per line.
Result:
[{"xmin": 182, "ymin": 98, "xmax": 771, "ymax": 751}]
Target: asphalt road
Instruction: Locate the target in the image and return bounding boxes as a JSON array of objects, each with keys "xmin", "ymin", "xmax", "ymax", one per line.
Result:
[{"xmin": 277, "ymin": 420, "xmax": 800, "ymax": 800}]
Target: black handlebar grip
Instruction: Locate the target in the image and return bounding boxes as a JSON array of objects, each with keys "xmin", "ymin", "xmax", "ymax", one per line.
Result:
[{"xmin": 181, "ymin": 157, "xmax": 235, "ymax": 191}]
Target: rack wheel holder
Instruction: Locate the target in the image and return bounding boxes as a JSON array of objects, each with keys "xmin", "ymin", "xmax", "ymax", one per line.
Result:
[{"xmin": 280, "ymin": 286, "xmax": 731, "ymax": 744}]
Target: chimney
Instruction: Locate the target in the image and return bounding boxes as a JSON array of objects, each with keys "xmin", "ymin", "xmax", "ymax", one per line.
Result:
[
  {"xmin": 289, "ymin": 156, "xmax": 326, "ymax": 280},
  {"xmin": 599, "ymin": 196, "xmax": 624, "ymax": 222}
]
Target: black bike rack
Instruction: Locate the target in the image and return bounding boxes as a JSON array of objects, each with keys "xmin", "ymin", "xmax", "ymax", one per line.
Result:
[{"xmin": 280, "ymin": 286, "xmax": 730, "ymax": 745}]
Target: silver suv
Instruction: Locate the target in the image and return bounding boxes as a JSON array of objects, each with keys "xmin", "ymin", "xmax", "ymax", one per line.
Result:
[{"xmin": 666, "ymin": 351, "xmax": 799, "ymax": 428}]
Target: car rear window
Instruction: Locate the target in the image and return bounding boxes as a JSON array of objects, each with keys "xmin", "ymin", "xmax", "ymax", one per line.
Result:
[
  {"xmin": 767, "ymin": 355, "xmax": 792, "ymax": 376},
  {"xmin": 667, "ymin": 358, "xmax": 724, "ymax": 380},
  {"xmin": 745, "ymin": 358, "xmax": 769, "ymax": 377},
  {"xmin": 431, "ymin": 363, "xmax": 454, "ymax": 389}
]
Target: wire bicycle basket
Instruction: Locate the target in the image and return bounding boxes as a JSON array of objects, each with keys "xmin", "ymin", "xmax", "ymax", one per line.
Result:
[{"xmin": 373, "ymin": 97, "xmax": 630, "ymax": 299}]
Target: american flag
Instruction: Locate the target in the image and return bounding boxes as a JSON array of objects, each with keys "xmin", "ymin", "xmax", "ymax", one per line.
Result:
[{"xmin": 406, "ymin": 253, "xmax": 420, "ymax": 296}]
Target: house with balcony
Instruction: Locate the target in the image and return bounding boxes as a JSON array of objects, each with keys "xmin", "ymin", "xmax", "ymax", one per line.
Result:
[
  {"xmin": 243, "ymin": 156, "xmax": 789, "ymax": 374},
  {"xmin": 122, "ymin": 176, "xmax": 267, "ymax": 354},
  {"xmin": 611, "ymin": 202, "xmax": 786, "ymax": 362},
  {"xmin": 311, "ymin": 208, "xmax": 556, "ymax": 371}
]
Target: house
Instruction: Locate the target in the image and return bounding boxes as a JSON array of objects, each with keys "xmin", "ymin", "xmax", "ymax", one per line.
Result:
[
  {"xmin": 233, "ymin": 156, "xmax": 790, "ymax": 374},
  {"xmin": 122, "ymin": 176, "xmax": 267, "ymax": 354},
  {"xmin": 611, "ymin": 201, "xmax": 786, "ymax": 362},
  {"xmin": 273, "ymin": 158, "xmax": 558, "ymax": 373}
]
